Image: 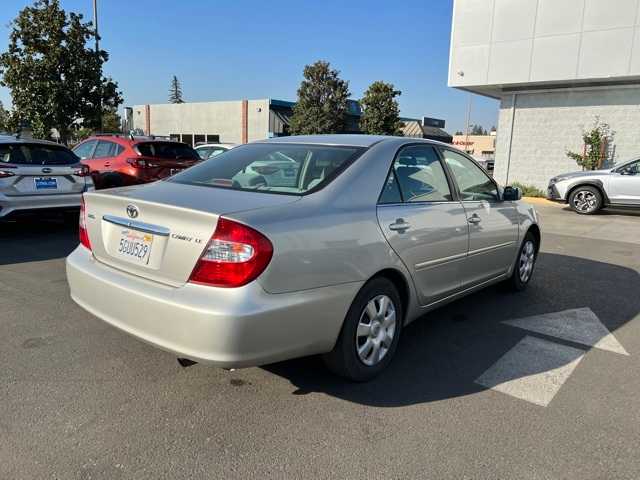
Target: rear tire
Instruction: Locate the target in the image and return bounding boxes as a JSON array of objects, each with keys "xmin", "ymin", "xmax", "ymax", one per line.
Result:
[
  {"xmin": 506, "ymin": 232, "xmax": 538, "ymax": 291},
  {"xmin": 568, "ymin": 185, "xmax": 602, "ymax": 214},
  {"xmin": 100, "ymin": 173, "xmax": 124, "ymax": 190},
  {"xmin": 323, "ymin": 277, "xmax": 402, "ymax": 382}
]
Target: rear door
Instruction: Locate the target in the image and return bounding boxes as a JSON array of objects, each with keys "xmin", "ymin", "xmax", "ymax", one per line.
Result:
[
  {"xmin": 92, "ymin": 140, "xmax": 123, "ymax": 172},
  {"xmin": 439, "ymin": 148, "xmax": 519, "ymax": 286},
  {"xmin": 608, "ymin": 160, "xmax": 640, "ymax": 204},
  {"xmin": 376, "ymin": 144, "xmax": 469, "ymax": 305},
  {"xmin": 0, "ymin": 143, "xmax": 88, "ymax": 197}
]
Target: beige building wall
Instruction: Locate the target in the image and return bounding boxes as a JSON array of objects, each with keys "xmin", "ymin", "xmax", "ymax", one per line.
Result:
[
  {"xmin": 131, "ymin": 99, "xmax": 270, "ymax": 144},
  {"xmin": 452, "ymin": 134, "xmax": 496, "ymax": 159}
]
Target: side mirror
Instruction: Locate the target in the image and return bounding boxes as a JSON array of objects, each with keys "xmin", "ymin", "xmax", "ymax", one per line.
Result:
[{"xmin": 502, "ymin": 186, "xmax": 522, "ymax": 201}]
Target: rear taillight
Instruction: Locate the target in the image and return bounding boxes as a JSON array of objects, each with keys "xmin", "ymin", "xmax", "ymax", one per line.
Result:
[
  {"xmin": 127, "ymin": 158, "xmax": 149, "ymax": 168},
  {"xmin": 79, "ymin": 195, "xmax": 92, "ymax": 251},
  {"xmin": 0, "ymin": 166, "xmax": 16, "ymax": 178},
  {"xmin": 188, "ymin": 218, "xmax": 273, "ymax": 288},
  {"xmin": 74, "ymin": 164, "xmax": 91, "ymax": 177}
]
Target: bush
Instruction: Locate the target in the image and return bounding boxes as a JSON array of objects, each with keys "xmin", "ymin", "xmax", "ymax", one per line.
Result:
[{"xmin": 511, "ymin": 182, "xmax": 545, "ymax": 198}]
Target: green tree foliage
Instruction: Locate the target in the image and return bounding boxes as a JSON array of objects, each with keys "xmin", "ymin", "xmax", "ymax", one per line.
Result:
[
  {"xmin": 454, "ymin": 130, "xmax": 464, "ymax": 135},
  {"xmin": 359, "ymin": 81, "xmax": 403, "ymax": 136},
  {"xmin": 289, "ymin": 60, "xmax": 350, "ymax": 135},
  {"xmin": 0, "ymin": 0, "xmax": 122, "ymax": 143},
  {"xmin": 566, "ymin": 117, "xmax": 614, "ymax": 170},
  {"xmin": 469, "ymin": 124, "xmax": 487, "ymax": 135},
  {"xmin": 168, "ymin": 75, "xmax": 184, "ymax": 104},
  {"xmin": 102, "ymin": 108, "xmax": 121, "ymax": 133},
  {"xmin": 0, "ymin": 101, "xmax": 11, "ymax": 132}
]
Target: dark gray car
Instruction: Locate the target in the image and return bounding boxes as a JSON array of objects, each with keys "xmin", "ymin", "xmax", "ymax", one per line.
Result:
[{"xmin": 0, "ymin": 136, "xmax": 94, "ymax": 219}]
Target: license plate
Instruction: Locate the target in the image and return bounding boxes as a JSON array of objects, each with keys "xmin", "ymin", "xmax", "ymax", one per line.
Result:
[
  {"xmin": 34, "ymin": 177, "xmax": 58, "ymax": 190},
  {"xmin": 116, "ymin": 229, "xmax": 153, "ymax": 265}
]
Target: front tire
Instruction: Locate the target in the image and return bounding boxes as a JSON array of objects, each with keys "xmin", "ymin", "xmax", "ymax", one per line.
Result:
[
  {"xmin": 569, "ymin": 186, "xmax": 602, "ymax": 214},
  {"xmin": 323, "ymin": 277, "xmax": 402, "ymax": 382},
  {"xmin": 506, "ymin": 232, "xmax": 538, "ymax": 291}
]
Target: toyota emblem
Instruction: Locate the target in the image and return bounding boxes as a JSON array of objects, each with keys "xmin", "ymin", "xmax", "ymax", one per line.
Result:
[{"xmin": 126, "ymin": 204, "xmax": 139, "ymax": 219}]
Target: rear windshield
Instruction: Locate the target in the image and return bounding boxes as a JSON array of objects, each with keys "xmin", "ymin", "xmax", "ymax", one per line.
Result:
[
  {"xmin": 169, "ymin": 143, "xmax": 365, "ymax": 195},
  {"xmin": 0, "ymin": 143, "xmax": 78, "ymax": 165},
  {"xmin": 135, "ymin": 142, "xmax": 199, "ymax": 160}
]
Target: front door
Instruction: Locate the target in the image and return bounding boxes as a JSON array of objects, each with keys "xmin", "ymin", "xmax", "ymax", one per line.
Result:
[
  {"xmin": 609, "ymin": 159, "xmax": 640, "ymax": 204},
  {"xmin": 439, "ymin": 148, "xmax": 519, "ymax": 286},
  {"xmin": 376, "ymin": 145, "xmax": 469, "ymax": 305}
]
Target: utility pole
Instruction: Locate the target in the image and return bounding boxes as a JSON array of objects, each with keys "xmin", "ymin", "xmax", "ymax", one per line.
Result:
[
  {"xmin": 464, "ymin": 92, "xmax": 472, "ymax": 154},
  {"xmin": 93, "ymin": 0, "xmax": 102, "ymax": 131}
]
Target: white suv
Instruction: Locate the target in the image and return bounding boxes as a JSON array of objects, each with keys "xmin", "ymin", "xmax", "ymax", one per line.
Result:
[{"xmin": 0, "ymin": 136, "xmax": 94, "ymax": 219}]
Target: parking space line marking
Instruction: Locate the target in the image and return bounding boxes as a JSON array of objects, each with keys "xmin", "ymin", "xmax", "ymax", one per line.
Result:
[
  {"xmin": 502, "ymin": 307, "xmax": 628, "ymax": 356},
  {"xmin": 475, "ymin": 335, "xmax": 586, "ymax": 407}
]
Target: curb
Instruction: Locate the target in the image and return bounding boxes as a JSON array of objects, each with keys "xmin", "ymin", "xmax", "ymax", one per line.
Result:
[{"xmin": 522, "ymin": 197, "xmax": 560, "ymax": 206}]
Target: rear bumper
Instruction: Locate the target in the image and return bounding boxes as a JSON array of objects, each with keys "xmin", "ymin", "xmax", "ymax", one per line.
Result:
[
  {"xmin": 66, "ymin": 246, "xmax": 361, "ymax": 368},
  {"xmin": 0, "ymin": 192, "xmax": 87, "ymax": 218}
]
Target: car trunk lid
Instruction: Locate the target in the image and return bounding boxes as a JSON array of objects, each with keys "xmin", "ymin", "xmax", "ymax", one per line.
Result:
[{"xmin": 83, "ymin": 181, "xmax": 299, "ymax": 286}]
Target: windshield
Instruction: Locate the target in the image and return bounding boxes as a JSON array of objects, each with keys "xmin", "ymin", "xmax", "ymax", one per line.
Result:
[
  {"xmin": 0, "ymin": 143, "xmax": 78, "ymax": 165},
  {"xmin": 169, "ymin": 143, "xmax": 365, "ymax": 195}
]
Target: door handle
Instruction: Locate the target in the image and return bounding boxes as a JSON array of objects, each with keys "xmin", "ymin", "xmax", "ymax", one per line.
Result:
[
  {"xmin": 389, "ymin": 219, "xmax": 411, "ymax": 232},
  {"xmin": 468, "ymin": 214, "xmax": 481, "ymax": 224}
]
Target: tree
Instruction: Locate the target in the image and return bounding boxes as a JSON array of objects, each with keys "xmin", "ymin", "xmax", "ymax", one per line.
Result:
[
  {"xmin": 359, "ymin": 81, "xmax": 403, "ymax": 136},
  {"xmin": 289, "ymin": 60, "xmax": 350, "ymax": 135},
  {"xmin": 0, "ymin": 101, "xmax": 11, "ymax": 132},
  {"xmin": 102, "ymin": 108, "xmax": 121, "ymax": 133},
  {"xmin": 469, "ymin": 124, "xmax": 487, "ymax": 135},
  {"xmin": 168, "ymin": 75, "xmax": 184, "ymax": 104},
  {"xmin": 0, "ymin": 0, "xmax": 122, "ymax": 143},
  {"xmin": 566, "ymin": 117, "xmax": 614, "ymax": 170},
  {"xmin": 454, "ymin": 130, "xmax": 464, "ymax": 135}
]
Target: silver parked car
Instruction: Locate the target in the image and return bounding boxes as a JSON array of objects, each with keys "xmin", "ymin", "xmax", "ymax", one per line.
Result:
[
  {"xmin": 0, "ymin": 136, "xmax": 94, "ymax": 220},
  {"xmin": 66, "ymin": 135, "xmax": 540, "ymax": 381},
  {"xmin": 547, "ymin": 157, "xmax": 640, "ymax": 214}
]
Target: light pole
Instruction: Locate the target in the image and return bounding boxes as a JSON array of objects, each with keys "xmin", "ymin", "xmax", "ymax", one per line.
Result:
[{"xmin": 93, "ymin": 0, "xmax": 102, "ymax": 131}]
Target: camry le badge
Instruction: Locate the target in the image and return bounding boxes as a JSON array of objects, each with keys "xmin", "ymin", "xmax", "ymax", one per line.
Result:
[{"xmin": 126, "ymin": 204, "xmax": 139, "ymax": 219}]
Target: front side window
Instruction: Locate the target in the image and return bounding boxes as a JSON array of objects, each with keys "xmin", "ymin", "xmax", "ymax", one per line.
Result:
[
  {"xmin": 170, "ymin": 143, "xmax": 365, "ymax": 195},
  {"xmin": 386, "ymin": 145, "xmax": 452, "ymax": 203},
  {"xmin": 440, "ymin": 148, "xmax": 499, "ymax": 201},
  {"xmin": 0, "ymin": 143, "xmax": 78, "ymax": 165},
  {"xmin": 618, "ymin": 159, "xmax": 640, "ymax": 174},
  {"xmin": 72, "ymin": 140, "xmax": 97, "ymax": 159}
]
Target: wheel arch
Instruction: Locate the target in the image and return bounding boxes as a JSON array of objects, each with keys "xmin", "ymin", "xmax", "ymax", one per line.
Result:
[
  {"xmin": 526, "ymin": 223, "xmax": 541, "ymax": 252},
  {"xmin": 566, "ymin": 181, "xmax": 609, "ymax": 205},
  {"xmin": 369, "ymin": 268, "xmax": 412, "ymax": 324}
]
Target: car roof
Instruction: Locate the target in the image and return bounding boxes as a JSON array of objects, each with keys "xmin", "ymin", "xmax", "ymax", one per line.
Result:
[
  {"xmin": 0, "ymin": 135, "xmax": 67, "ymax": 147},
  {"xmin": 195, "ymin": 143, "xmax": 235, "ymax": 148},
  {"xmin": 257, "ymin": 134, "xmax": 452, "ymax": 149}
]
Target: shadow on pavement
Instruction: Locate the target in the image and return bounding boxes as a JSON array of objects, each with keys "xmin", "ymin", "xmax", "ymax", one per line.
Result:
[
  {"xmin": 0, "ymin": 215, "xmax": 78, "ymax": 265},
  {"xmin": 264, "ymin": 252, "xmax": 639, "ymax": 406}
]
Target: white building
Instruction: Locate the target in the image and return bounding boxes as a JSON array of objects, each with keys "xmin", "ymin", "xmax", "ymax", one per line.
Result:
[{"xmin": 449, "ymin": 0, "xmax": 640, "ymax": 189}]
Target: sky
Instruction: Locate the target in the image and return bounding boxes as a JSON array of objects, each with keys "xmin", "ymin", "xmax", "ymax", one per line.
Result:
[{"xmin": 0, "ymin": 0, "xmax": 499, "ymax": 134}]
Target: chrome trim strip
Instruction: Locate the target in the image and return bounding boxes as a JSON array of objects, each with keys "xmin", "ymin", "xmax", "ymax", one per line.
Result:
[
  {"xmin": 421, "ymin": 273, "xmax": 508, "ymax": 309},
  {"xmin": 468, "ymin": 241, "xmax": 516, "ymax": 257},
  {"xmin": 415, "ymin": 252, "xmax": 467, "ymax": 270},
  {"xmin": 102, "ymin": 215, "xmax": 170, "ymax": 237}
]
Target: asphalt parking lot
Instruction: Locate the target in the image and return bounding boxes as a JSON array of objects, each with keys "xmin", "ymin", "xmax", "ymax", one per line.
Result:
[{"xmin": 1, "ymin": 201, "xmax": 639, "ymax": 479}]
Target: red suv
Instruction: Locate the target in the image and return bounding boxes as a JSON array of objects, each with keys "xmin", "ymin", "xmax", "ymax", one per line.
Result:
[{"xmin": 72, "ymin": 135, "xmax": 200, "ymax": 189}]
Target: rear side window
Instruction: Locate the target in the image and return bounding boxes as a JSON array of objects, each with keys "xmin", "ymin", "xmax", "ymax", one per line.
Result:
[
  {"xmin": 170, "ymin": 143, "xmax": 365, "ymax": 195},
  {"xmin": 72, "ymin": 140, "xmax": 97, "ymax": 159},
  {"xmin": 93, "ymin": 140, "xmax": 123, "ymax": 158},
  {"xmin": 0, "ymin": 143, "xmax": 78, "ymax": 165},
  {"xmin": 136, "ymin": 142, "xmax": 199, "ymax": 160}
]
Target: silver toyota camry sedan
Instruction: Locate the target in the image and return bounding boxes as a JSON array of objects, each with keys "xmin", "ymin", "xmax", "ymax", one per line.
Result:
[{"xmin": 66, "ymin": 135, "xmax": 540, "ymax": 381}]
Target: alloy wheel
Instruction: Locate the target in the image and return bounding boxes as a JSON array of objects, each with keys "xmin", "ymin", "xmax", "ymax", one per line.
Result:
[
  {"xmin": 519, "ymin": 240, "xmax": 536, "ymax": 283},
  {"xmin": 356, "ymin": 295, "xmax": 397, "ymax": 366},
  {"xmin": 572, "ymin": 190, "xmax": 598, "ymax": 213}
]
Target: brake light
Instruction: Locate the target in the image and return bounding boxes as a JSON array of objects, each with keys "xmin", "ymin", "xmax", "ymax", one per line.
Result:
[
  {"xmin": 79, "ymin": 195, "xmax": 92, "ymax": 251},
  {"xmin": 127, "ymin": 158, "xmax": 148, "ymax": 168},
  {"xmin": 188, "ymin": 218, "xmax": 273, "ymax": 287},
  {"xmin": 74, "ymin": 164, "xmax": 91, "ymax": 177}
]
